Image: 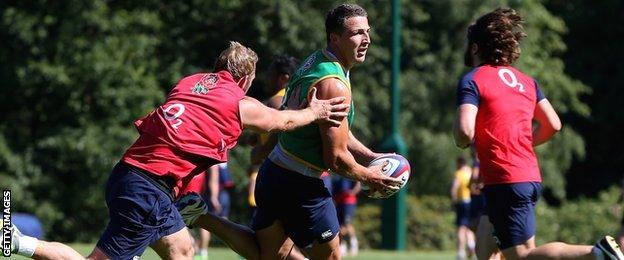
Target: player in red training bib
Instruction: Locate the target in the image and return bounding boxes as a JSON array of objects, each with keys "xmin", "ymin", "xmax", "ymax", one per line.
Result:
[
  {"xmin": 454, "ymin": 8, "xmax": 624, "ymax": 260},
  {"xmin": 9, "ymin": 41, "xmax": 349, "ymax": 260}
]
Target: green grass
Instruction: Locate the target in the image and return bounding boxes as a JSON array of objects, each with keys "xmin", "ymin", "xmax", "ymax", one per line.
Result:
[{"xmin": 12, "ymin": 244, "xmax": 455, "ymax": 259}]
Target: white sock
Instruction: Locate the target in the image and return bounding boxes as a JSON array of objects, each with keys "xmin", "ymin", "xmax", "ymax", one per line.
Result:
[
  {"xmin": 457, "ymin": 249, "xmax": 467, "ymax": 260},
  {"xmin": 349, "ymin": 237, "xmax": 358, "ymax": 254},
  {"xmin": 467, "ymin": 239, "xmax": 475, "ymax": 251},
  {"xmin": 17, "ymin": 236, "xmax": 38, "ymax": 257}
]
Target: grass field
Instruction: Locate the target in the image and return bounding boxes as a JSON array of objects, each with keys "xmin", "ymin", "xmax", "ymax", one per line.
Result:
[{"xmin": 12, "ymin": 244, "xmax": 455, "ymax": 259}]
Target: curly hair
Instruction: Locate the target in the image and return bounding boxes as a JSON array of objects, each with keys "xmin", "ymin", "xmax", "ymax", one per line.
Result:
[{"xmin": 467, "ymin": 8, "xmax": 527, "ymax": 66}]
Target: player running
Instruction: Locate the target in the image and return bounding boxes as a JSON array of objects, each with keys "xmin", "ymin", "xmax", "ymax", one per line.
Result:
[
  {"xmin": 453, "ymin": 8, "xmax": 624, "ymax": 260},
  {"xmin": 251, "ymin": 4, "xmax": 403, "ymax": 260},
  {"xmin": 8, "ymin": 41, "xmax": 349, "ymax": 260}
]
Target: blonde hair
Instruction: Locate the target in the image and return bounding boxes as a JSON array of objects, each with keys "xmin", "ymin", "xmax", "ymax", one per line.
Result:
[{"xmin": 214, "ymin": 41, "xmax": 258, "ymax": 81}]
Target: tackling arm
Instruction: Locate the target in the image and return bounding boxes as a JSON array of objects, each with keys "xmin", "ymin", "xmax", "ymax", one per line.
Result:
[{"xmin": 239, "ymin": 88, "xmax": 348, "ymax": 133}]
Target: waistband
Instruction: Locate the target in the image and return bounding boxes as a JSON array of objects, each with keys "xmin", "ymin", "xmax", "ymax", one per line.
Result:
[
  {"xmin": 268, "ymin": 145, "xmax": 325, "ymax": 179},
  {"xmin": 122, "ymin": 162, "xmax": 176, "ymax": 201}
]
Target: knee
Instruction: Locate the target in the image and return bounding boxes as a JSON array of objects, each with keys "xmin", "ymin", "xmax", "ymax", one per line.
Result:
[{"xmin": 178, "ymin": 243, "xmax": 195, "ymax": 258}]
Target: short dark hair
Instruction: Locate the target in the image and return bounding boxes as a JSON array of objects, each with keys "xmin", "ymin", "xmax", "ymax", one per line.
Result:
[
  {"xmin": 325, "ymin": 4, "xmax": 368, "ymax": 44},
  {"xmin": 268, "ymin": 54, "xmax": 299, "ymax": 76},
  {"xmin": 467, "ymin": 8, "xmax": 526, "ymax": 66}
]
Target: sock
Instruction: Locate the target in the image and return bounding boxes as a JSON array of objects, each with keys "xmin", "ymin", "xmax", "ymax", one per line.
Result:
[
  {"xmin": 592, "ymin": 246, "xmax": 605, "ymax": 260},
  {"xmin": 349, "ymin": 237, "xmax": 358, "ymax": 254},
  {"xmin": 467, "ymin": 239, "xmax": 476, "ymax": 251},
  {"xmin": 340, "ymin": 241, "xmax": 347, "ymax": 255},
  {"xmin": 457, "ymin": 249, "xmax": 467, "ymax": 260},
  {"xmin": 16, "ymin": 236, "xmax": 38, "ymax": 257}
]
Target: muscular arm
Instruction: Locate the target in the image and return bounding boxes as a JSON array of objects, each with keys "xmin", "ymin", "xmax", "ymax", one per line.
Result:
[
  {"xmin": 453, "ymin": 104, "xmax": 478, "ymax": 149},
  {"xmin": 239, "ymin": 91, "xmax": 347, "ymax": 133},
  {"xmin": 348, "ymin": 131, "xmax": 379, "ymax": 165},
  {"xmin": 314, "ymin": 79, "xmax": 402, "ymax": 195},
  {"xmin": 532, "ymin": 99, "xmax": 561, "ymax": 146}
]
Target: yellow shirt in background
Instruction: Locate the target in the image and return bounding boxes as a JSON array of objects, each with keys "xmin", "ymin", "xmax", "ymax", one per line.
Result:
[{"xmin": 454, "ymin": 166, "xmax": 472, "ymax": 203}]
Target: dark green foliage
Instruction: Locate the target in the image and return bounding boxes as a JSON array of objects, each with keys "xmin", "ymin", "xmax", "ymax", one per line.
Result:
[{"xmin": 0, "ymin": 0, "xmax": 610, "ymax": 243}]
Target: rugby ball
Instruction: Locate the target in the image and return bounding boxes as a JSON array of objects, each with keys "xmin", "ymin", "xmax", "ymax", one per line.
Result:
[{"xmin": 362, "ymin": 154, "xmax": 411, "ymax": 198}]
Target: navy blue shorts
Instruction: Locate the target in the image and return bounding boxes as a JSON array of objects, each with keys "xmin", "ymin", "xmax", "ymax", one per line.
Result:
[
  {"xmin": 96, "ymin": 163, "xmax": 186, "ymax": 259},
  {"xmin": 455, "ymin": 202, "xmax": 471, "ymax": 227},
  {"xmin": 252, "ymin": 160, "xmax": 339, "ymax": 249},
  {"xmin": 469, "ymin": 193, "xmax": 487, "ymax": 219},
  {"xmin": 483, "ymin": 182, "xmax": 542, "ymax": 250},
  {"xmin": 336, "ymin": 203, "xmax": 356, "ymax": 226}
]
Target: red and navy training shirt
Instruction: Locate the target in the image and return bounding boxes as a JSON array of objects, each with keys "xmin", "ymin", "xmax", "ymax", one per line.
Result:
[{"xmin": 457, "ymin": 65, "xmax": 545, "ymax": 185}]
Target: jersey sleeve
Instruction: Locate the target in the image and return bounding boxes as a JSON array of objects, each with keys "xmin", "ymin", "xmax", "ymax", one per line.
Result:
[
  {"xmin": 456, "ymin": 74, "xmax": 480, "ymax": 107},
  {"xmin": 534, "ymin": 80, "xmax": 545, "ymax": 102}
]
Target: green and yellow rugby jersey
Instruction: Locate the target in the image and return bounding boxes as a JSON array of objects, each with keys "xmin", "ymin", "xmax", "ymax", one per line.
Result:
[{"xmin": 278, "ymin": 49, "xmax": 355, "ymax": 170}]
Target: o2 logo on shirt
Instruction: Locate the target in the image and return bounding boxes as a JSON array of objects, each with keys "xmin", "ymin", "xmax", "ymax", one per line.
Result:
[
  {"xmin": 163, "ymin": 103, "xmax": 185, "ymax": 130},
  {"xmin": 498, "ymin": 69, "xmax": 525, "ymax": 93}
]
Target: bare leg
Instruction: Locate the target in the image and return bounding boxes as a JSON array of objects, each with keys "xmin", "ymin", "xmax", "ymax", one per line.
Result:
[
  {"xmin": 195, "ymin": 212, "xmax": 259, "ymax": 259},
  {"xmin": 305, "ymin": 235, "xmax": 341, "ymax": 260},
  {"xmin": 475, "ymin": 215, "xmax": 500, "ymax": 260},
  {"xmin": 198, "ymin": 229, "xmax": 210, "ymax": 257},
  {"xmin": 256, "ymin": 221, "xmax": 294, "ymax": 260},
  {"xmin": 150, "ymin": 227, "xmax": 194, "ymax": 260},
  {"xmin": 26, "ymin": 241, "xmax": 88, "ymax": 260},
  {"xmin": 501, "ymin": 237, "xmax": 594, "ymax": 260},
  {"xmin": 457, "ymin": 226, "xmax": 468, "ymax": 259}
]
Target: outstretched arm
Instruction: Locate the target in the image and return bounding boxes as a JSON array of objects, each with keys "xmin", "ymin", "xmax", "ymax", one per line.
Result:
[
  {"xmin": 532, "ymin": 99, "xmax": 561, "ymax": 146},
  {"xmin": 239, "ymin": 88, "xmax": 349, "ymax": 133}
]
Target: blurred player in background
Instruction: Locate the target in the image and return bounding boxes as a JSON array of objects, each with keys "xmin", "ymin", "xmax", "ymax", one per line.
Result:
[
  {"xmin": 468, "ymin": 152, "xmax": 502, "ymax": 260},
  {"xmin": 454, "ymin": 8, "xmax": 624, "ymax": 260},
  {"xmin": 195, "ymin": 163, "xmax": 234, "ymax": 259},
  {"xmin": 450, "ymin": 156, "xmax": 476, "ymax": 260},
  {"xmin": 249, "ymin": 54, "xmax": 301, "ymax": 215},
  {"xmin": 252, "ymin": 3, "xmax": 402, "ymax": 259},
  {"xmin": 9, "ymin": 41, "xmax": 349, "ymax": 260},
  {"xmin": 332, "ymin": 176, "xmax": 361, "ymax": 257}
]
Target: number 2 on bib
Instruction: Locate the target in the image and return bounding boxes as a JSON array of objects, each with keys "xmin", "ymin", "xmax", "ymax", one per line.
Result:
[
  {"xmin": 163, "ymin": 103, "xmax": 185, "ymax": 129},
  {"xmin": 498, "ymin": 68, "xmax": 525, "ymax": 93}
]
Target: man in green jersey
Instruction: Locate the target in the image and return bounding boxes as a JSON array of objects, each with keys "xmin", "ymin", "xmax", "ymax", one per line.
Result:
[{"xmin": 251, "ymin": 4, "xmax": 403, "ymax": 259}]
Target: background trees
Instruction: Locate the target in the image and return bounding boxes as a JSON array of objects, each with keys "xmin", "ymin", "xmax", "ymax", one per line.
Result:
[{"xmin": 0, "ymin": 0, "xmax": 619, "ymax": 245}]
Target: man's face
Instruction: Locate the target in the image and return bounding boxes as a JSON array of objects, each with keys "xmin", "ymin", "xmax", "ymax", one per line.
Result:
[{"xmin": 333, "ymin": 16, "xmax": 371, "ymax": 66}]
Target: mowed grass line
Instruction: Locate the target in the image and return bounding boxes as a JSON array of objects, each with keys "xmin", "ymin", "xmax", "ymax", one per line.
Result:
[{"xmin": 11, "ymin": 244, "xmax": 455, "ymax": 259}]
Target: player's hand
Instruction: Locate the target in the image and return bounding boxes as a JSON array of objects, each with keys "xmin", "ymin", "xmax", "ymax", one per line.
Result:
[
  {"xmin": 306, "ymin": 87, "xmax": 349, "ymax": 127},
  {"xmin": 364, "ymin": 164, "xmax": 402, "ymax": 197}
]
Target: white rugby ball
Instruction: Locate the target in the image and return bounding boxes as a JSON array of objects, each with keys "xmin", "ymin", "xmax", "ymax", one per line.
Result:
[{"xmin": 362, "ymin": 154, "xmax": 411, "ymax": 198}]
